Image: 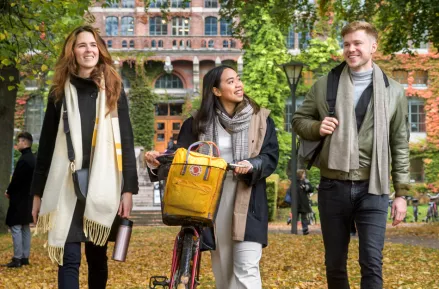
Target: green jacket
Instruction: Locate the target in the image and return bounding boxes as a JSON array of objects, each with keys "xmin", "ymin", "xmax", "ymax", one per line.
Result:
[{"xmin": 292, "ymin": 63, "xmax": 410, "ymax": 197}]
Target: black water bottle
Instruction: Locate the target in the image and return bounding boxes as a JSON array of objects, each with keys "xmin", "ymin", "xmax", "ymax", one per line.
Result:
[{"xmin": 112, "ymin": 218, "xmax": 133, "ymax": 262}]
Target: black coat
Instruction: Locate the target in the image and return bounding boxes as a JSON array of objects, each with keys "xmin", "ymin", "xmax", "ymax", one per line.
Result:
[
  {"xmin": 6, "ymin": 147, "xmax": 35, "ymax": 227},
  {"xmin": 150, "ymin": 115, "xmax": 279, "ymax": 249},
  {"xmin": 297, "ymin": 179, "xmax": 313, "ymax": 214}
]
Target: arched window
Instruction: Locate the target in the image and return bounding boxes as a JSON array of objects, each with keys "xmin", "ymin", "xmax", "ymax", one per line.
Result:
[
  {"xmin": 220, "ymin": 18, "xmax": 232, "ymax": 36},
  {"xmin": 186, "ymin": 40, "xmax": 191, "ymax": 48},
  {"xmin": 151, "ymin": 40, "xmax": 157, "ymax": 48},
  {"xmin": 105, "ymin": 1, "xmax": 119, "ymax": 8},
  {"xmin": 121, "ymin": 16, "xmax": 134, "ymax": 36},
  {"xmin": 122, "ymin": 40, "xmax": 127, "ymax": 48},
  {"xmin": 122, "ymin": 0, "xmax": 135, "ymax": 8},
  {"xmin": 129, "ymin": 40, "xmax": 135, "ymax": 48},
  {"xmin": 208, "ymin": 39, "xmax": 214, "ymax": 48},
  {"xmin": 179, "ymin": 40, "xmax": 184, "ymax": 48},
  {"xmin": 171, "ymin": 0, "xmax": 189, "ymax": 8},
  {"xmin": 150, "ymin": 17, "xmax": 167, "ymax": 36},
  {"xmin": 155, "ymin": 74, "xmax": 184, "ymax": 89},
  {"xmin": 201, "ymin": 40, "xmax": 206, "ymax": 48},
  {"xmin": 230, "ymin": 40, "xmax": 236, "ymax": 48},
  {"xmin": 107, "ymin": 40, "xmax": 113, "ymax": 48},
  {"xmin": 205, "ymin": 0, "xmax": 218, "ymax": 8},
  {"xmin": 205, "ymin": 17, "xmax": 218, "ymax": 36},
  {"xmin": 222, "ymin": 40, "xmax": 228, "ymax": 48},
  {"xmin": 150, "ymin": 0, "xmax": 166, "ymax": 8},
  {"xmin": 105, "ymin": 16, "xmax": 118, "ymax": 36},
  {"xmin": 158, "ymin": 40, "xmax": 164, "ymax": 47},
  {"xmin": 172, "ymin": 17, "xmax": 190, "ymax": 36},
  {"xmin": 172, "ymin": 40, "xmax": 177, "ymax": 48},
  {"xmin": 298, "ymin": 31, "xmax": 311, "ymax": 50}
]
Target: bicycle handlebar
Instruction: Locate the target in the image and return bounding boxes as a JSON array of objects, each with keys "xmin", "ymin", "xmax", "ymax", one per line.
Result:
[{"xmin": 427, "ymin": 193, "xmax": 439, "ymax": 200}]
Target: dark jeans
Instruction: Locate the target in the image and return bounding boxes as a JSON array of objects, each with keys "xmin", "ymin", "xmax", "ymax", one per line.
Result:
[
  {"xmin": 58, "ymin": 242, "xmax": 108, "ymax": 289},
  {"xmin": 318, "ymin": 177, "xmax": 388, "ymax": 289},
  {"xmin": 299, "ymin": 213, "xmax": 309, "ymax": 233}
]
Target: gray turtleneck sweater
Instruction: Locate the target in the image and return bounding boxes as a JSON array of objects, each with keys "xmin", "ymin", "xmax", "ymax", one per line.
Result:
[{"xmin": 351, "ymin": 69, "xmax": 373, "ymax": 107}]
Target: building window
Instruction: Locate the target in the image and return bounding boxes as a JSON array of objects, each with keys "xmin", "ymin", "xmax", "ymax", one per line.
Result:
[
  {"xmin": 392, "ymin": 70, "xmax": 408, "ymax": 86},
  {"xmin": 230, "ymin": 40, "xmax": 236, "ymax": 48},
  {"xmin": 151, "ymin": 40, "xmax": 156, "ymax": 48},
  {"xmin": 105, "ymin": 1, "xmax": 119, "ymax": 8},
  {"xmin": 179, "ymin": 40, "xmax": 184, "ymax": 48},
  {"xmin": 410, "ymin": 158, "xmax": 424, "ymax": 183},
  {"xmin": 205, "ymin": 0, "xmax": 218, "ymax": 8},
  {"xmin": 122, "ymin": 40, "xmax": 127, "ymax": 48},
  {"xmin": 220, "ymin": 18, "xmax": 232, "ymax": 36},
  {"xmin": 171, "ymin": 0, "xmax": 189, "ymax": 8},
  {"xmin": 107, "ymin": 40, "xmax": 112, "ymax": 48},
  {"xmin": 223, "ymin": 40, "xmax": 229, "ymax": 48},
  {"xmin": 286, "ymin": 25, "xmax": 295, "ymax": 49},
  {"xmin": 129, "ymin": 40, "xmax": 135, "ymax": 48},
  {"xmin": 25, "ymin": 94, "xmax": 44, "ymax": 142},
  {"xmin": 208, "ymin": 39, "xmax": 214, "ymax": 48},
  {"xmin": 158, "ymin": 40, "xmax": 163, "ymax": 47},
  {"xmin": 172, "ymin": 40, "xmax": 177, "ymax": 48},
  {"xmin": 285, "ymin": 96, "xmax": 305, "ymax": 132},
  {"xmin": 186, "ymin": 40, "xmax": 191, "ymax": 48},
  {"xmin": 155, "ymin": 74, "xmax": 184, "ymax": 89},
  {"xmin": 172, "ymin": 17, "xmax": 190, "ymax": 36},
  {"xmin": 150, "ymin": 0, "xmax": 166, "ymax": 8},
  {"xmin": 106, "ymin": 16, "xmax": 118, "ymax": 36},
  {"xmin": 413, "ymin": 70, "xmax": 428, "ymax": 88},
  {"xmin": 408, "ymin": 98, "xmax": 426, "ymax": 133},
  {"xmin": 121, "ymin": 0, "xmax": 135, "ymax": 8},
  {"xmin": 302, "ymin": 71, "xmax": 314, "ymax": 86},
  {"xmin": 150, "ymin": 17, "xmax": 167, "ymax": 36},
  {"xmin": 121, "ymin": 16, "xmax": 134, "ymax": 36},
  {"xmin": 298, "ymin": 31, "xmax": 311, "ymax": 50},
  {"xmin": 205, "ymin": 17, "xmax": 218, "ymax": 36},
  {"xmin": 201, "ymin": 40, "xmax": 206, "ymax": 48}
]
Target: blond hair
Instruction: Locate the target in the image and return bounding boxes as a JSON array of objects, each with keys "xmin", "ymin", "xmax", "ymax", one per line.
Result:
[{"xmin": 341, "ymin": 21, "xmax": 378, "ymax": 41}]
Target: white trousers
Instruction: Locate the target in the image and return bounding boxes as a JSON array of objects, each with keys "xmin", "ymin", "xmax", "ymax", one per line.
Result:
[{"xmin": 211, "ymin": 173, "xmax": 263, "ymax": 289}]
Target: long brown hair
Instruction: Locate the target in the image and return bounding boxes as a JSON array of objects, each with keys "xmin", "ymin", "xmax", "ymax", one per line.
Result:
[{"xmin": 51, "ymin": 25, "xmax": 121, "ymax": 112}]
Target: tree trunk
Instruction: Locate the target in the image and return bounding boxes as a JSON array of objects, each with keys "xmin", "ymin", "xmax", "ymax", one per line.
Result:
[{"xmin": 0, "ymin": 66, "xmax": 19, "ymax": 233}]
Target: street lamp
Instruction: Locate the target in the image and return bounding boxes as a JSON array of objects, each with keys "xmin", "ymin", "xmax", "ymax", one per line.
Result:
[{"xmin": 280, "ymin": 60, "xmax": 305, "ymax": 234}]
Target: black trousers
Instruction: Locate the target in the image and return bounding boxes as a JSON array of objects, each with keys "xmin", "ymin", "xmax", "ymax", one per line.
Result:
[
  {"xmin": 318, "ymin": 177, "xmax": 388, "ymax": 289},
  {"xmin": 58, "ymin": 242, "xmax": 108, "ymax": 289}
]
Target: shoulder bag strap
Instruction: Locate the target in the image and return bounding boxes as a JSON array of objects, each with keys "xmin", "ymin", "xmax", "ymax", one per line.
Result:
[{"xmin": 62, "ymin": 97, "xmax": 76, "ymax": 163}]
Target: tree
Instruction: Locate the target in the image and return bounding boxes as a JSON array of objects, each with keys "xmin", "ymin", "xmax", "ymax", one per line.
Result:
[
  {"xmin": 0, "ymin": 0, "xmax": 96, "ymax": 233},
  {"xmin": 220, "ymin": 0, "xmax": 438, "ymax": 54}
]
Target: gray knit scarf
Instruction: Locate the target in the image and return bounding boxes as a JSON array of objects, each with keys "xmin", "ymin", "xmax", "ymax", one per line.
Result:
[
  {"xmin": 199, "ymin": 100, "xmax": 253, "ymax": 162},
  {"xmin": 328, "ymin": 63, "xmax": 390, "ymax": 195}
]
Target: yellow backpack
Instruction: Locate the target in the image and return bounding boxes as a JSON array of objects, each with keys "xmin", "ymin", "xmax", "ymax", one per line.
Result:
[{"xmin": 163, "ymin": 141, "xmax": 228, "ymax": 226}]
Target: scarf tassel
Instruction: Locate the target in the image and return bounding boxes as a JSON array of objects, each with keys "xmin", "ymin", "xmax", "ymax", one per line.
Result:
[
  {"xmin": 48, "ymin": 245, "xmax": 65, "ymax": 266},
  {"xmin": 84, "ymin": 217, "xmax": 111, "ymax": 246},
  {"xmin": 34, "ymin": 211, "xmax": 56, "ymax": 235}
]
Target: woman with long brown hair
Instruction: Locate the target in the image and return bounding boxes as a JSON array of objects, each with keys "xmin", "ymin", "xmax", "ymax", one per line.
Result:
[{"xmin": 31, "ymin": 25, "xmax": 138, "ymax": 289}]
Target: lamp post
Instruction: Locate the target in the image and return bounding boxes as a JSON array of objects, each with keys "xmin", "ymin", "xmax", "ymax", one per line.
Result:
[{"xmin": 281, "ymin": 61, "xmax": 305, "ymax": 234}]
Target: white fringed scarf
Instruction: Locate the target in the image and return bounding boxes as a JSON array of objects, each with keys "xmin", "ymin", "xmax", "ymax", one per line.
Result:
[{"xmin": 35, "ymin": 78, "xmax": 122, "ymax": 265}]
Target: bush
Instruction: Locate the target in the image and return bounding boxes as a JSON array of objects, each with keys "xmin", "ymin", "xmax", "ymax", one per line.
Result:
[
  {"xmin": 266, "ymin": 174, "xmax": 279, "ymax": 222},
  {"xmin": 277, "ymin": 179, "xmax": 291, "ymax": 208}
]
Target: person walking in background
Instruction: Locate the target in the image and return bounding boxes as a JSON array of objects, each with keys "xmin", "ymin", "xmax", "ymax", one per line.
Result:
[
  {"xmin": 31, "ymin": 25, "xmax": 138, "ymax": 289},
  {"xmin": 292, "ymin": 21, "xmax": 410, "ymax": 289},
  {"xmin": 145, "ymin": 65, "xmax": 279, "ymax": 289},
  {"xmin": 3, "ymin": 132, "xmax": 35, "ymax": 268}
]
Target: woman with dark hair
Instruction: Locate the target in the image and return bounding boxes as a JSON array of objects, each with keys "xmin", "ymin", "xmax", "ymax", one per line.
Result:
[
  {"xmin": 145, "ymin": 65, "xmax": 279, "ymax": 288},
  {"xmin": 31, "ymin": 25, "xmax": 138, "ymax": 289}
]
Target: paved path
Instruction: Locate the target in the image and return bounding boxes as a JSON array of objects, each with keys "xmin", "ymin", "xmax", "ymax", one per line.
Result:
[{"xmin": 268, "ymin": 223, "xmax": 439, "ymax": 249}]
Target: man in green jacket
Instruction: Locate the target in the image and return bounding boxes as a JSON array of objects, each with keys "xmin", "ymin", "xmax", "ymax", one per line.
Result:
[{"xmin": 292, "ymin": 21, "xmax": 410, "ymax": 289}]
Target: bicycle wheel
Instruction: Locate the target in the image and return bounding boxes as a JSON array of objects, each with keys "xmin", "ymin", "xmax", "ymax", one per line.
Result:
[{"xmin": 175, "ymin": 232, "xmax": 194, "ymax": 289}]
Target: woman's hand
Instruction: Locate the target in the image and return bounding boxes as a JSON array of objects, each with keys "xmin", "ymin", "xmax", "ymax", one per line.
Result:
[
  {"xmin": 234, "ymin": 160, "xmax": 253, "ymax": 175},
  {"xmin": 32, "ymin": 195, "xmax": 41, "ymax": 224},
  {"xmin": 144, "ymin": 150, "xmax": 161, "ymax": 167},
  {"xmin": 118, "ymin": 192, "xmax": 133, "ymax": 218}
]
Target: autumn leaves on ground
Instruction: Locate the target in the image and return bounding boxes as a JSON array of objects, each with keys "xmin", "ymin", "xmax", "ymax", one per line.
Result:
[{"xmin": 1, "ymin": 223, "xmax": 439, "ymax": 289}]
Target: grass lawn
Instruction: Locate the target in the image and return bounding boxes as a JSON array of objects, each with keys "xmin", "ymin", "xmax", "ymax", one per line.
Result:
[{"xmin": 1, "ymin": 223, "xmax": 439, "ymax": 289}]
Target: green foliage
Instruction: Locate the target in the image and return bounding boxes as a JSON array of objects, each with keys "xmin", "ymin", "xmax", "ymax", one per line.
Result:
[
  {"xmin": 238, "ymin": 3, "xmax": 291, "ymax": 177},
  {"xmin": 266, "ymin": 174, "xmax": 279, "ymax": 222},
  {"xmin": 129, "ymin": 80, "xmax": 158, "ymax": 151}
]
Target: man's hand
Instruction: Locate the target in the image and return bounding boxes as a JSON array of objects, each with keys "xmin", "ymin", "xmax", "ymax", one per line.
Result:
[
  {"xmin": 4, "ymin": 191, "xmax": 9, "ymax": 199},
  {"xmin": 144, "ymin": 151, "xmax": 161, "ymax": 167},
  {"xmin": 118, "ymin": 192, "xmax": 133, "ymax": 219},
  {"xmin": 234, "ymin": 160, "xmax": 252, "ymax": 175},
  {"xmin": 32, "ymin": 195, "xmax": 41, "ymax": 224},
  {"xmin": 320, "ymin": 117, "xmax": 339, "ymax": 136},
  {"xmin": 391, "ymin": 197, "xmax": 407, "ymax": 226}
]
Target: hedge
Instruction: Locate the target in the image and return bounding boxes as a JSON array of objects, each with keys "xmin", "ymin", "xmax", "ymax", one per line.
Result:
[{"xmin": 266, "ymin": 174, "xmax": 279, "ymax": 222}]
